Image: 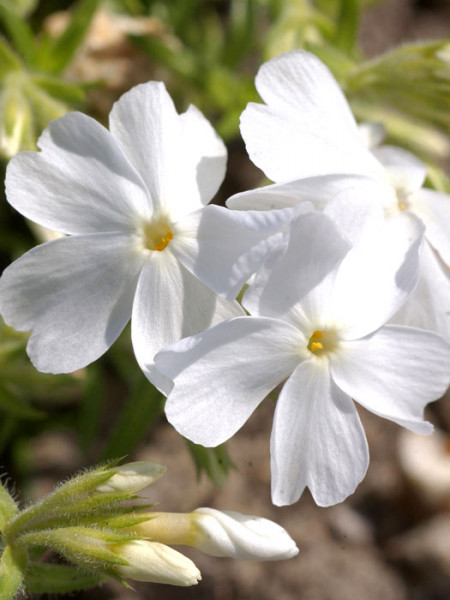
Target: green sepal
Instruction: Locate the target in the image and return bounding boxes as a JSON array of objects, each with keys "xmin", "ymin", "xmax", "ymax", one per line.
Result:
[
  {"xmin": 24, "ymin": 563, "xmax": 105, "ymax": 594},
  {"xmin": 5, "ymin": 464, "xmax": 121, "ymax": 540},
  {"xmin": 0, "ymin": 483, "xmax": 18, "ymax": 534},
  {"xmin": 10, "ymin": 493, "xmax": 142, "ymax": 537},
  {"xmin": 14, "ymin": 527, "xmax": 134, "ymax": 572},
  {"xmin": 0, "ymin": 546, "xmax": 26, "ymax": 600}
]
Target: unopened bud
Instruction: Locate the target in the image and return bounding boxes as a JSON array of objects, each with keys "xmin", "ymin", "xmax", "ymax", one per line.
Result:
[
  {"xmin": 113, "ymin": 540, "xmax": 201, "ymax": 586},
  {"xmin": 97, "ymin": 462, "xmax": 166, "ymax": 494},
  {"xmin": 134, "ymin": 508, "xmax": 299, "ymax": 561},
  {"xmin": 192, "ymin": 508, "xmax": 299, "ymax": 560}
]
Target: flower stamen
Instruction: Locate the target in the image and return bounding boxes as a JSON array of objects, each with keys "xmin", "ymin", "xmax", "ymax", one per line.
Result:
[
  {"xmin": 307, "ymin": 330, "xmax": 337, "ymax": 356},
  {"xmin": 142, "ymin": 217, "xmax": 173, "ymax": 252}
]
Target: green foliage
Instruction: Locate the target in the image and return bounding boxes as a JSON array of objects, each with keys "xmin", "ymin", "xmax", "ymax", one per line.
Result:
[
  {"xmin": 0, "ymin": 545, "xmax": 26, "ymax": 600},
  {"xmin": 24, "ymin": 563, "xmax": 104, "ymax": 595},
  {"xmin": 187, "ymin": 441, "xmax": 235, "ymax": 487}
]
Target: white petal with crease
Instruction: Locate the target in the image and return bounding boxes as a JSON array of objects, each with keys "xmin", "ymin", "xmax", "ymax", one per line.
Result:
[
  {"xmin": 6, "ymin": 112, "xmax": 151, "ymax": 234},
  {"xmin": 173, "ymin": 204, "xmax": 310, "ymax": 300},
  {"xmin": 390, "ymin": 242, "xmax": 450, "ymax": 340},
  {"xmin": 271, "ymin": 359, "xmax": 369, "ymax": 507},
  {"xmin": 0, "ymin": 233, "xmax": 145, "ymax": 372},
  {"xmin": 241, "ymin": 51, "xmax": 384, "ymax": 183},
  {"xmin": 243, "ymin": 211, "xmax": 350, "ymax": 329},
  {"xmin": 412, "ymin": 188, "xmax": 450, "ymax": 266},
  {"xmin": 330, "ymin": 212, "xmax": 424, "ymax": 339},
  {"xmin": 157, "ymin": 316, "xmax": 304, "ymax": 446},
  {"xmin": 330, "ymin": 326, "xmax": 450, "ymax": 434},
  {"xmin": 131, "ymin": 250, "xmax": 243, "ymax": 394}
]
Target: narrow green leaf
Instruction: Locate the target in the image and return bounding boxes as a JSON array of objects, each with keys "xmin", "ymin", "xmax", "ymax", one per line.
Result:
[
  {"xmin": 78, "ymin": 364, "xmax": 105, "ymax": 451},
  {"xmin": 186, "ymin": 441, "xmax": 235, "ymax": 487},
  {"xmin": 0, "ymin": 3, "xmax": 37, "ymax": 67},
  {"xmin": 0, "ymin": 382, "xmax": 45, "ymax": 420},
  {"xmin": 0, "ymin": 36, "xmax": 22, "ymax": 78},
  {"xmin": 222, "ymin": 0, "xmax": 257, "ymax": 68},
  {"xmin": 333, "ymin": 0, "xmax": 360, "ymax": 56},
  {"xmin": 24, "ymin": 563, "xmax": 104, "ymax": 594},
  {"xmin": 100, "ymin": 376, "xmax": 164, "ymax": 460},
  {"xmin": 30, "ymin": 75, "xmax": 86, "ymax": 104},
  {"xmin": 45, "ymin": 0, "xmax": 101, "ymax": 74},
  {"xmin": 0, "ymin": 546, "xmax": 25, "ymax": 600},
  {"xmin": 0, "ymin": 417, "xmax": 17, "ymax": 458}
]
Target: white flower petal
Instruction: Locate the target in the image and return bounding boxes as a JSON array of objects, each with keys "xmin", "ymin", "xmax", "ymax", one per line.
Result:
[
  {"xmin": 172, "ymin": 204, "xmax": 310, "ymax": 300},
  {"xmin": 110, "ymin": 82, "xmax": 225, "ymax": 220},
  {"xmin": 271, "ymin": 359, "xmax": 369, "ymax": 507},
  {"xmin": 373, "ymin": 145, "xmax": 427, "ymax": 194},
  {"xmin": 109, "ymin": 82, "xmax": 180, "ymax": 214},
  {"xmin": 240, "ymin": 50, "xmax": 383, "ymax": 183},
  {"xmin": 0, "ymin": 233, "xmax": 144, "ymax": 372},
  {"xmin": 330, "ymin": 325, "xmax": 450, "ymax": 434},
  {"xmin": 5, "ymin": 112, "xmax": 151, "ymax": 234},
  {"xmin": 330, "ymin": 212, "xmax": 425, "ymax": 339},
  {"xmin": 412, "ymin": 188, "xmax": 450, "ymax": 266},
  {"xmin": 226, "ymin": 173, "xmax": 386, "ymax": 217},
  {"xmin": 156, "ymin": 316, "xmax": 304, "ymax": 446},
  {"xmin": 131, "ymin": 251, "xmax": 243, "ymax": 394},
  {"xmin": 179, "ymin": 104, "xmax": 227, "ymax": 205},
  {"xmin": 243, "ymin": 211, "xmax": 350, "ymax": 329},
  {"xmin": 358, "ymin": 121, "xmax": 386, "ymax": 149},
  {"xmin": 390, "ymin": 242, "xmax": 450, "ymax": 340}
]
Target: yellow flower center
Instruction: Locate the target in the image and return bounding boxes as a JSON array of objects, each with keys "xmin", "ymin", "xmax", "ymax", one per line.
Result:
[
  {"xmin": 307, "ymin": 330, "xmax": 337, "ymax": 356},
  {"xmin": 396, "ymin": 187, "xmax": 409, "ymax": 212},
  {"xmin": 142, "ymin": 217, "xmax": 173, "ymax": 252}
]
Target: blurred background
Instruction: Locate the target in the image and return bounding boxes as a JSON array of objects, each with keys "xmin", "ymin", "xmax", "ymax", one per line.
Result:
[{"xmin": 0, "ymin": 0, "xmax": 449, "ymax": 598}]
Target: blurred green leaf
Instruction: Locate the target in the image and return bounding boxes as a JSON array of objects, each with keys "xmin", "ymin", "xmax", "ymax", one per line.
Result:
[
  {"xmin": 100, "ymin": 375, "xmax": 164, "ymax": 460},
  {"xmin": 222, "ymin": 0, "xmax": 257, "ymax": 68},
  {"xmin": 41, "ymin": 0, "xmax": 101, "ymax": 75},
  {"xmin": 24, "ymin": 563, "xmax": 104, "ymax": 594},
  {"xmin": 186, "ymin": 441, "xmax": 235, "ymax": 487},
  {"xmin": 78, "ymin": 365, "xmax": 105, "ymax": 451},
  {"xmin": 0, "ymin": 382, "xmax": 45, "ymax": 420},
  {"xmin": 0, "ymin": 37, "xmax": 22, "ymax": 78},
  {"xmin": 30, "ymin": 75, "xmax": 85, "ymax": 104},
  {"xmin": 9, "ymin": 0, "xmax": 38, "ymax": 18},
  {"xmin": 333, "ymin": 0, "xmax": 360, "ymax": 56},
  {"xmin": 0, "ymin": 1, "xmax": 38, "ymax": 68}
]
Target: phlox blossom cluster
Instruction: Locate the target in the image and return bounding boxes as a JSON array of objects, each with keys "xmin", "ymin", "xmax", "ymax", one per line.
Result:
[{"xmin": 1, "ymin": 51, "xmax": 449, "ymax": 508}]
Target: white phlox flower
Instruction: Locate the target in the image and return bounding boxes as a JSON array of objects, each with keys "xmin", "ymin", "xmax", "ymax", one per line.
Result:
[
  {"xmin": 0, "ymin": 81, "xmax": 300, "ymax": 391},
  {"xmin": 227, "ymin": 50, "xmax": 450, "ymax": 338},
  {"xmin": 155, "ymin": 211, "xmax": 450, "ymax": 507}
]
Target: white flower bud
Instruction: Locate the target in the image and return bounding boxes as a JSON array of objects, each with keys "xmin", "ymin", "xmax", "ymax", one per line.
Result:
[
  {"xmin": 97, "ymin": 462, "xmax": 166, "ymax": 494},
  {"xmin": 113, "ymin": 540, "xmax": 201, "ymax": 586},
  {"xmin": 191, "ymin": 507, "xmax": 299, "ymax": 560}
]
